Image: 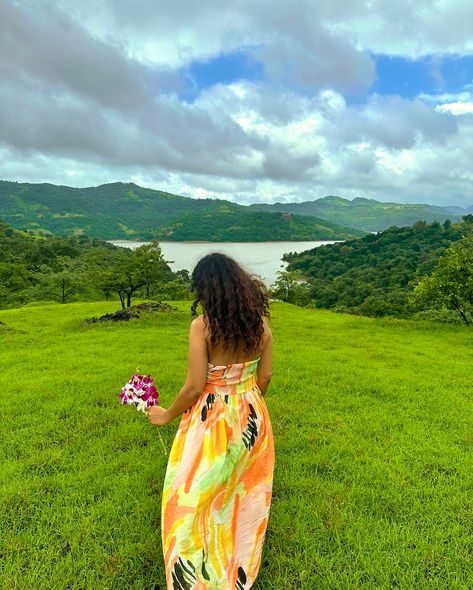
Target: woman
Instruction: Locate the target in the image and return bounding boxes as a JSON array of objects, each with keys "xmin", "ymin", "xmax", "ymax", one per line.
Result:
[{"xmin": 146, "ymin": 252, "xmax": 275, "ymax": 590}]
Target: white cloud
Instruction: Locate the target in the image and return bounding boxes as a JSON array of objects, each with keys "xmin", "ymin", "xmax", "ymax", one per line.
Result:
[
  {"xmin": 1, "ymin": 0, "xmax": 473, "ymax": 208},
  {"xmin": 17, "ymin": 0, "xmax": 473, "ymax": 64},
  {"xmin": 436, "ymin": 102, "xmax": 473, "ymax": 116}
]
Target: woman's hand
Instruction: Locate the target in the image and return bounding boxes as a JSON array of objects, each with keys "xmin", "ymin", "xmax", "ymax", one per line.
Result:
[{"xmin": 146, "ymin": 405, "xmax": 171, "ymax": 426}]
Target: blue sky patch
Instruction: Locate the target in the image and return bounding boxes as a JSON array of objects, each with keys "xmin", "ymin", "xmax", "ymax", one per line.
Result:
[
  {"xmin": 179, "ymin": 48, "xmax": 472, "ymax": 106},
  {"xmin": 366, "ymin": 53, "xmax": 472, "ymax": 100},
  {"xmin": 181, "ymin": 49, "xmax": 264, "ymax": 101}
]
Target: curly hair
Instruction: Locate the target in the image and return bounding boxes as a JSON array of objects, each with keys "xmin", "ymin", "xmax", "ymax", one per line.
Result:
[{"xmin": 190, "ymin": 252, "xmax": 271, "ymax": 355}]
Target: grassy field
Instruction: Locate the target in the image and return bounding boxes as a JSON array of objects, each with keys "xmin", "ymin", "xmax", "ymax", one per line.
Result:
[{"xmin": 1, "ymin": 300, "xmax": 472, "ymax": 589}]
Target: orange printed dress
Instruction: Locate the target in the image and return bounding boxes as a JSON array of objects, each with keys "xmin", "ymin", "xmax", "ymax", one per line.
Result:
[{"xmin": 161, "ymin": 357, "xmax": 275, "ymax": 589}]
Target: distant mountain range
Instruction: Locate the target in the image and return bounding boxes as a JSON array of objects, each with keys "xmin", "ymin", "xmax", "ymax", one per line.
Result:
[
  {"xmin": 1, "ymin": 180, "xmax": 470, "ymax": 241},
  {"xmin": 442, "ymin": 204, "xmax": 473, "ymax": 215},
  {"xmin": 0, "ymin": 181, "xmax": 365, "ymax": 242},
  {"xmin": 247, "ymin": 195, "xmax": 472, "ymax": 232}
]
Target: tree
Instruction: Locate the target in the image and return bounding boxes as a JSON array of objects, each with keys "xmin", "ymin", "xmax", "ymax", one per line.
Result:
[
  {"xmin": 92, "ymin": 242, "xmax": 171, "ymax": 308},
  {"xmin": 356, "ymin": 294, "xmax": 393, "ymax": 317},
  {"xmin": 31, "ymin": 256, "xmax": 86, "ymax": 304},
  {"xmin": 132, "ymin": 241, "xmax": 174, "ymax": 298},
  {"xmin": 151, "ymin": 268, "xmax": 191, "ymax": 300},
  {"xmin": 80, "ymin": 246, "xmax": 122, "ymax": 300},
  {"xmin": 0, "ymin": 262, "xmax": 30, "ymax": 307},
  {"xmin": 409, "ymin": 237, "xmax": 473, "ymax": 326},
  {"xmin": 270, "ymin": 270, "xmax": 311, "ymax": 306},
  {"xmin": 463, "ymin": 214, "xmax": 473, "ymax": 224}
]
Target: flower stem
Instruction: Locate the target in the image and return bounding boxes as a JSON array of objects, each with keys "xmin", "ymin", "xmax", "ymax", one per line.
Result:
[{"xmin": 156, "ymin": 428, "xmax": 168, "ymax": 455}]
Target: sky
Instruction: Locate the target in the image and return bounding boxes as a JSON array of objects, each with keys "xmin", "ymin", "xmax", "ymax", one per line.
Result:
[{"xmin": 1, "ymin": 1, "xmax": 473, "ymax": 207}]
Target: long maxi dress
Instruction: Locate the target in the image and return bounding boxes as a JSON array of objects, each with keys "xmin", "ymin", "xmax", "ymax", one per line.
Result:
[{"xmin": 161, "ymin": 356, "xmax": 275, "ymax": 590}]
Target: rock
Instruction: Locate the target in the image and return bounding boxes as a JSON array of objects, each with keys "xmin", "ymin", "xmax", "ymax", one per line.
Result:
[{"xmin": 85, "ymin": 301, "xmax": 178, "ymax": 324}]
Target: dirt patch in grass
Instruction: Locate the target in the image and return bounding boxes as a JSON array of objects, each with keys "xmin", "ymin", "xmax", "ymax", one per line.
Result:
[{"xmin": 84, "ymin": 302, "xmax": 178, "ymax": 323}]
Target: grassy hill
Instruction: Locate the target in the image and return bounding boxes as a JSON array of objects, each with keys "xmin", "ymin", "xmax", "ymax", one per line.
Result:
[
  {"xmin": 0, "ymin": 180, "xmax": 365, "ymax": 241},
  {"xmin": 1, "ymin": 300, "xmax": 472, "ymax": 589},
  {"xmin": 248, "ymin": 195, "xmax": 467, "ymax": 232}
]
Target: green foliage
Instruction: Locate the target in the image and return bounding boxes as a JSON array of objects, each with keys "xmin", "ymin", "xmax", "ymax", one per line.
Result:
[
  {"xmin": 29, "ymin": 256, "xmax": 87, "ymax": 304},
  {"xmin": 0, "ymin": 219, "xmax": 187, "ymax": 310},
  {"xmin": 152, "ymin": 271, "xmax": 193, "ymax": 301},
  {"xmin": 156, "ymin": 210, "xmax": 365, "ymax": 241},
  {"xmin": 1, "ymin": 301, "xmax": 473, "ymax": 588},
  {"xmin": 270, "ymin": 270, "xmax": 312, "ymax": 306},
  {"xmin": 0, "ymin": 180, "xmax": 364, "ymax": 241},
  {"xmin": 410, "ymin": 237, "xmax": 473, "ymax": 326},
  {"xmin": 91, "ymin": 241, "xmax": 172, "ymax": 309},
  {"xmin": 281, "ymin": 220, "xmax": 472, "ymax": 319},
  {"xmin": 411, "ymin": 308, "xmax": 464, "ymax": 325},
  {"xmin": 248, "ymin": 195, "xmax": 465, "ymax": 232},
  {"xmin": 0, "ymin": 262, "xmax": 30, "ymax": 307}
]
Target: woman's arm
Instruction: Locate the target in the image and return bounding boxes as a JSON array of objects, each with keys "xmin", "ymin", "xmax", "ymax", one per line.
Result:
[
  {"xmin": 147, "ymin": 317, "xmax": 208, "ymax": 426},
  {"xmin": 256, "ymin": 319, "xmax": 272, "ymax": 396}
]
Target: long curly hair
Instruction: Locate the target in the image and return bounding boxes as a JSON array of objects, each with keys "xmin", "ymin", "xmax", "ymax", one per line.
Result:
[{"xmin": 190, "ymin": 252, "xmax": 271, "ymax": 355}]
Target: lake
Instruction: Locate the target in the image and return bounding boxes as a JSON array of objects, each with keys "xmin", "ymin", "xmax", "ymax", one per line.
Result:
[{"xmin": 108, "ymin": 240, "xmax": 340, "ymax": 286}]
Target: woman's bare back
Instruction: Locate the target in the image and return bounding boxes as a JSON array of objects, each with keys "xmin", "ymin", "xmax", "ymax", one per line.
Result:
[{"xmin": 201, "ymin": 315, "xmax": 271, "ymax": 366}]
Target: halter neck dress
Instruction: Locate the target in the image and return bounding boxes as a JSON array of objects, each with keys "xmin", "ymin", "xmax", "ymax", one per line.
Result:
[{"xmin": 161, "ymin": 357, "xmax": 275, "ymax": 589}]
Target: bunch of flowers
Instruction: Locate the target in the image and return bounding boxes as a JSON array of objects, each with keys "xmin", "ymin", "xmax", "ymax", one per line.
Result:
[{"xmin": 119, "ymin": 372, "xmax": 159, "ymax": 413}]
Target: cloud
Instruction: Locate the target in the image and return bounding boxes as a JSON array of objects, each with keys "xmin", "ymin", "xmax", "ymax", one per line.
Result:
[
  {"xmin": 0, "ymin": 2, "xmax": 184, "ymax": 111},
  {"xmin": 19, "ymin": 0, "xmax": 473, "ymax": 65},
  {"xmin": 336, "ymin": 95, "xmax": 458, "ymax": 150},
  {"xmin": 1, "ymin": 0, "xmax": 473, "ymax": 208},
  {"xmin": 325, "ymin": 0, "xmax": 473, "ymax": 57},
  {"xmin": 13, "ymin": 0, "xmax": 377, "ymax": 93},
  {"xmin": 436, "ymin": 103, "xmax": 473, "ymax": 116}
]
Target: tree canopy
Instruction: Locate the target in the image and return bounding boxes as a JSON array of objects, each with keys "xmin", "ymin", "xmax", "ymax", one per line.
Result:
[
  {"xmin": 410, "ymin": 237, "xmax": 473, "ymax": 326},
  {"xmin": 278, "ymin": 219, "xmax": 473, "ymax": 319},
  {"xmin": 0, "ymin": 219, "xmax": 189, "ymax": 309}
]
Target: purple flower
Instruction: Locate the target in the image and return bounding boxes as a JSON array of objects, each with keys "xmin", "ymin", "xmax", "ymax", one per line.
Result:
[{"xmin": 118, "ymin": 373, "xmax": 160, "ymax": 413}]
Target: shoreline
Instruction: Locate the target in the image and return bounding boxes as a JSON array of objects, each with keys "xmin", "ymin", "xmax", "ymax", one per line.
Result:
[{"xmin": 107, "ymin": 239, "xmax": 343, "ymax": 245}]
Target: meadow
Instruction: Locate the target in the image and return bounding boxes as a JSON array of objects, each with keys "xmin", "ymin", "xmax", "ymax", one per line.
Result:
[{"xmin": 1, "ymin": 300, "xmax": 472, "ymax": 589}]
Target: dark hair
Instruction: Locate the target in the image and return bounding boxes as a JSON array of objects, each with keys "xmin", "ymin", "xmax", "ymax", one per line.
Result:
[{"xmin": 190, "ymin": 252, "xmax": 270, "ymax": 355}]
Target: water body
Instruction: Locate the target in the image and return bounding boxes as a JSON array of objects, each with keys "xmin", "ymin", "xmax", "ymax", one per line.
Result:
[{"xmin": 108, "ymin": 240, "xmax": 340, "ymax": 286}]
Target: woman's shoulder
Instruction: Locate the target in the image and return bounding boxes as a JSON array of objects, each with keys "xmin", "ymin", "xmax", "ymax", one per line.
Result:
[
  {"xmin": 262, "ymin": 315, "xmax": 272, "ymax": 333},
  {"xmin": 190, "ymin": 314, "xmax": 207, "ymax": 331}
]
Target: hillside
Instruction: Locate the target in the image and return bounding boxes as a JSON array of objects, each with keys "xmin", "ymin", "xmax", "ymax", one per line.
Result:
[
  {"xmin": 155, "ymin": 209, "xmax": 363, "ymax": 241},
  {"xmin": 1, "ymin": 300, "xmax": 472, "ymax": 588},
  {"xmin": 282, "ymin": 219, "xmax": 473, "ymax": 316},
  {"xmin": 0, "ymin": 215, "xmax": 120, "ymax": 274},
  {"xmin": 0, "ymin": 217, "xmax": 116, "ymax": 262},
  {"xmin": 0, "ymin": 217, "xmax": 179, "ymax": 310},
  {"xmin": 0, "ymin": 180, "xmax": 365, "ymax": 241},
  {"xmin": 248, "ymin": 195, "xmax": 467, "ymax": 232}
]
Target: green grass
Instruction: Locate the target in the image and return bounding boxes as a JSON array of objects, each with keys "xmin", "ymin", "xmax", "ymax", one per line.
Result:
[{"xmin": 1, "ymin": 300, "xmax": 472, "ymax": 589}]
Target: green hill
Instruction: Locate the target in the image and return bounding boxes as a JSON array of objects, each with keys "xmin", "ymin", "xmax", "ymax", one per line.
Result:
[
  {"xmin": 0, "ymin": 180, "xmax": 365, "ymax": 241},
  {"xmin": 155, "ymin": 209, "xmax": 364, "ymax": 241},
  {"xmin": 282, "ymin": 219, "xmax": 473, "ymax": 316},
  {"xmin": 248, "ymin": 194, "xmax": 466, "ymax": 232},
  {"xmin": 1, "ymin": 300, "xmax": 472, "ymax": 588},
  {"xmin": 0, "ymin": 217, "xmax": 190, "ymax": 310},
  {"xmin": 0, "ymin": 217, "xmax": 117, "ymax": 261}
]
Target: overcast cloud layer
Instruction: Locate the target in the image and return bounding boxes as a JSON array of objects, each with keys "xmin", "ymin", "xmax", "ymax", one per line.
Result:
[{"xmin": 1, "ymin": 0, "xmax": 473, "ymax": 206}]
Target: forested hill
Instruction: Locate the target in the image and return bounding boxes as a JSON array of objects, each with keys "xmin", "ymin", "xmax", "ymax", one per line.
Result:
[
  {"xmin": 0, "ymin": 218, "xmax": 116, "ymax": 262},
  {"xmin": 282, "ymin": 219, "xmax": 473, "ymax": 316},
  {"xmin": 0, "ymin": 181, "xmax": 365, "ymax": 241},
  {"xmin": 247, "ymin": 195, "xmax": 467, "ymax": 232},
  {"xmin": 0, "ymin": 218, "xmax": 180, "ymax": 309}
]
